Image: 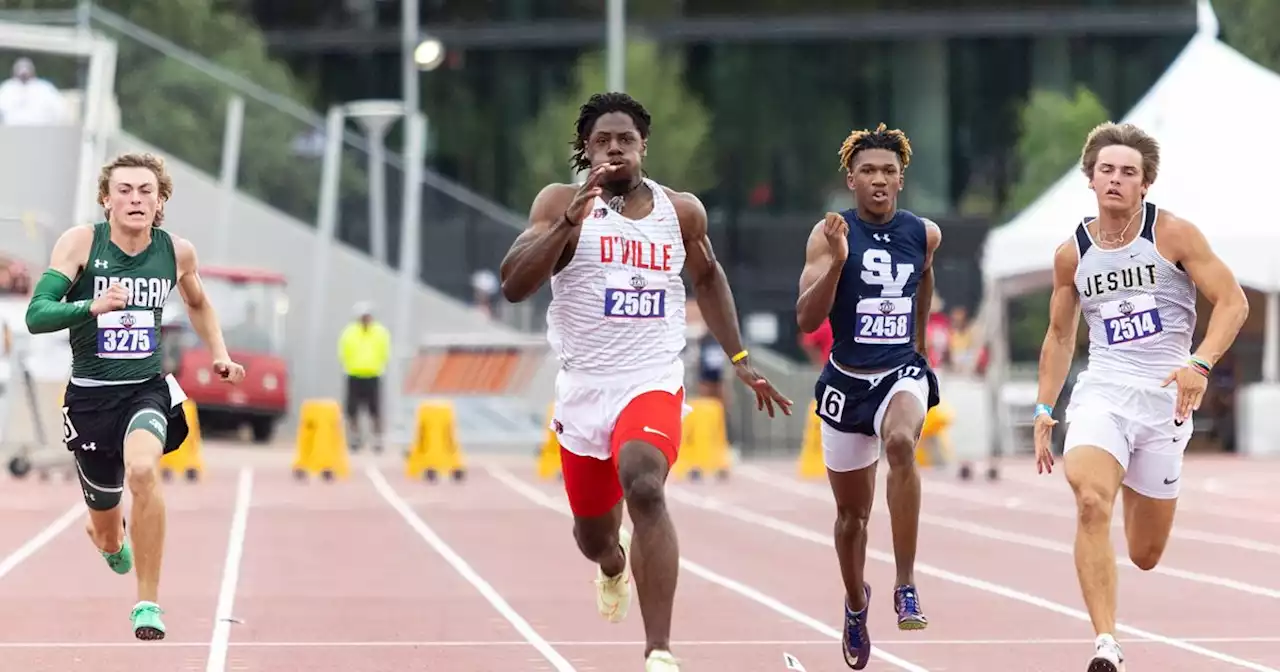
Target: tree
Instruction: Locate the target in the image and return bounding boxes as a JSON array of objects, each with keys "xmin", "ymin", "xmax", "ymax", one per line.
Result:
[
  {"xmin": 1214, "ymin": 0, "xmax": 1280, "ymax": 72},
  {"xmin": 515, "ymin": 38, "xmax": 714, "ymax": 208},
  {"xmin": 1004, "ymin": 85, "xmax": 1110, "ymax": 216},
  {"xmin": 1003, "ymin": 85, "xmax": 1109, "ymax": 361},
  {"xmin": 90, "ymin": 0, "xmax": 358, "ymax": 225}
]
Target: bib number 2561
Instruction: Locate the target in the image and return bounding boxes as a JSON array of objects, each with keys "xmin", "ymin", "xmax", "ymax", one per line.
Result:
[{"xmin": 605, "ymin": 288, "xmax": 666, "ymax": 319}]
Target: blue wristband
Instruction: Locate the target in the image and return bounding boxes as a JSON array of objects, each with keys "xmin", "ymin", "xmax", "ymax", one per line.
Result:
[{"xmin": 1033, "ymin": 403, "xmax": 1053, "ymax": 419}]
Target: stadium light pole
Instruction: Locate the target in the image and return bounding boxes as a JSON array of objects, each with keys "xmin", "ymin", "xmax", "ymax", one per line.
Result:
[
  {"xmin": 344, "ymin": 99, "xmax": 405, "ymax": 265},
  {"xmin": 607, "ymin": 0, "xmax": 626, "ymax": 93}
]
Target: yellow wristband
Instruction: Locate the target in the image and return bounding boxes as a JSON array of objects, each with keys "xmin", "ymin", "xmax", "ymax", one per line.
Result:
[{"xmin": 730, "ymin": 349, "xmax": 749, "ymax": 364}]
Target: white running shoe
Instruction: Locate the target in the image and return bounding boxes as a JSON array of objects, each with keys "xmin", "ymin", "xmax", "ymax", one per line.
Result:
[
  {"xmin": 645, "ymin": 649, "xmax": 680, "ymax": 671},
  {"xmin": 1088, "ymin": 634, "xmax": 1124, "ymax": 672},
  {"xmin": 595, "ymin": 526, "xmax": 632, "ymax": 623}
]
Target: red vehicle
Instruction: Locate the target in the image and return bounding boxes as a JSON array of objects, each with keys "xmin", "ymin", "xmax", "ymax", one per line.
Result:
[{"xmin": 161, "ymin": 266, "xmax": 289, "ymax": 443}]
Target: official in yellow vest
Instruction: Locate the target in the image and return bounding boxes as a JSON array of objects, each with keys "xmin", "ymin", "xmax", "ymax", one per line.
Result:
[{"xmin": 338, "ymin": 302, "xmax": 391, "ymax": 453}]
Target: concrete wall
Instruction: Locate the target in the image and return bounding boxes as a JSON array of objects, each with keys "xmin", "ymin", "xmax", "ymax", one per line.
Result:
[{"xmin": 0, "ymin": 126, "xmax": 553, "ymax": 433}]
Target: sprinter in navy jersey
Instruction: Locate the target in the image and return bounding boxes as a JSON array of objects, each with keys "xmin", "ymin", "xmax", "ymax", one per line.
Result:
[{"xmin": 796, "ymin": 123, "xmax": 942, "ymax": 670}]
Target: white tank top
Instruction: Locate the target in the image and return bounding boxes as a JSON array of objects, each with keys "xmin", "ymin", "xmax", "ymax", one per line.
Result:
[
  {"xmin": 546, "ymin": 178, "xmax": 687, "ymax": 375},
  {"xmin": 1073, "ymin": 201, "xmax": 1197, "ymax": 385}
]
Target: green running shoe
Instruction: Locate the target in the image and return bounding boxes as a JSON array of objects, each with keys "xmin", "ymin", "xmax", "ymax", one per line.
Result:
[
  {"xmin": 101, "ymin": 538, "xmax": 132, "ymax": 575},
  {"xmin": 131, "ymin": 601, "xmax": 166, "ymax": 641}
]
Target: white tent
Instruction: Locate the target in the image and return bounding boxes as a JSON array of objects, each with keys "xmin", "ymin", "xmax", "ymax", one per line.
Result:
[
  {"xmin": 976, "ymin": 0, "xmax": 1280, "ymax": 459},
  {"xmin": 983, "ymin": 3, "xmax": 1280, "ymax": 295}
]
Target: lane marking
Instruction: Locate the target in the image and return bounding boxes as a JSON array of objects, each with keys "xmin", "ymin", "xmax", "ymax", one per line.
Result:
[
  {"xmin": 737, "ymin": 466, "xmax": 1280, "ymax": 600},
  {"xmin": 666, "ymin": 485, "xmax": 1280, "ymax": 672},
  {"xmin": 206, "ymin": 467, "xmax": 254, "ymax": 672},
  {"xmin": 0, "ymin": 503, "xmax": 84, "ymax": 581},
  {"xmin": 4, "ymin": 635, "xmax": 1280, "ymax": 649},
  {"xmin": 485, "ymin": 465, "xmax": 931, "ymax": 672},
  {"xmin": 366, "ymin": 467, "xmax": 577, "ymax": 672}
]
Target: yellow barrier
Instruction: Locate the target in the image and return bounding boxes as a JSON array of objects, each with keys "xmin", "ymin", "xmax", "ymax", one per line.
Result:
[
  {"xmin": 161, "ymin": 400, "xmax": 204, "ymax": 482},
  {"xmin": 291, "ymin": 399, "xmax": 350, "ymax": 481},
  {"xmin": 404, "ymin": 399, "xmax": 467, "ymax": 482},
  {"xmin": 671, "ymin": 397, "xmax": 731, "ymax": 481},
  {"xmin": 916, "ymin": 402, "xmax": 955, "ymax": 468},
  {"xmin": 797, "ymin": 400, "xmax": 826, "ymax": 479},
  {"xmin": 535, "ymin": 403, "xmax": 562, "ymax": 480}
]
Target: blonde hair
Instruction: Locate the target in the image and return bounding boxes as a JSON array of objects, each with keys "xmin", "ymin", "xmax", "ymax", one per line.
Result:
[
  {"xmin": 1080, "ymin": 122, "xmax": 1160, "ymax": 185},
  {"xmin": 838, "ymin": 122, "xmax": 913, "ymax": 173},
  {"xmin": 98, "ymin": 152, "xmax": 174, "ymax": 226}
]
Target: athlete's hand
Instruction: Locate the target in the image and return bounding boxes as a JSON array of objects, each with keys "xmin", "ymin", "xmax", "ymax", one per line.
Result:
[
  {"xmin": 822, "ymin": 212, "xmax": 850, "ymax": 262},
  {"xmin": 1162, "ymin": 365, "xmax": 1207, "ymax": 424},
  {"xmin": 1033, "ymin": 412, "xmax": 1057, "ymax": 474},
  {"xmin": 212, "ymin": 358, "xmax": 245, "ymax": 384},
  {"xmin": 89, "ymin": 282, "xmax": 129, "ymax": 316},
  {"xmin": 733, "ymin": 358, "xmax": 794, "ymax": 418},
  {"xmin": 564, "ymin": 164, "xmax": 620, "ymax": 225}
]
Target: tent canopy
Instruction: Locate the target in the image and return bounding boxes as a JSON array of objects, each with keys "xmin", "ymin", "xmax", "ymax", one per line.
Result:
[{"xmin": 982, "ymin": 23, "xmax": 1280, "ymax": 295}]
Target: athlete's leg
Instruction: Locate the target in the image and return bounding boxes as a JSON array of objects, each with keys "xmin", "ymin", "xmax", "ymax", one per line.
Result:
[
  {"xmin": 561, "ymin": 449, "xmax": 629, "ymax": 611},
  {"xmin": 612, "ymin": 389, "xmax": 684, "ymax": 661},
  {"xmin": 877, "ymin": 385, "xmax": 929, "ymax": 630},
  {"xmin": 1118, "ymin": 426, "xmax": 1188, "ymax": 571},
  {"xmin": 1064, "ymin": 447, "xmax": 1126, "ymax": 637},
  {"xmin": 122, "ymin": 407, "xmax": 169, "ymax": 640},
  {"xmin": 1121, "ymin": 488, "xmax": 1177, "ymax": 570},
  {"xmin": 74, "ymin": 451, "xmax": 132, "ymax": 574},
  {"xmin": 822, "ymin": 422, "xmax": 879, "ymax": 670}
]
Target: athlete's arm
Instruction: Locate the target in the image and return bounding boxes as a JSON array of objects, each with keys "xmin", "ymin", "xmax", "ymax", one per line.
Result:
[
  {"xmin": 1036, "ymin": 240, "xmax": 1082, "ymax": 407},
  {"xmin": 174, "ymin": 237, "xmax": 231, "ymax": 363},
  {"xmin": 24, "ymin": 225, "xmax": 94, "ymax": 333},
  {"xmin": 678, "ymin": 190, "xmax": 792, "ymax": 416},
  {"xmin": 499, "ymin": 183, "xmax": 579, "ymax": 303},
  {"xmin": 913, "ymin": 219, "xmax": 942, "ymax": 358},
  {"xmin": 795, "ymin": 216, "xmax": 847, "ymax": 334},
  {"xmin": 1162, "ymin": 216, "xmax": 1248, "ymax": 366}
]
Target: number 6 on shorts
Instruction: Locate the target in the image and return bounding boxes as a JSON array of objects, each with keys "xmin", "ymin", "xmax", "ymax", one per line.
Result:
[{"xmin": 819, "ymin": 385, "xmax": 846, "ymax": 423}]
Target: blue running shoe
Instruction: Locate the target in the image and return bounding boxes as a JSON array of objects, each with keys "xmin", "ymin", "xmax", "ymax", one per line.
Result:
[
  {"xmin": 894, "ymin": 584, "xmax": 928, "ymax": 630},
  {"xmin": 842, "ymin": 583, "xmax": 872, "ymax": 669}
]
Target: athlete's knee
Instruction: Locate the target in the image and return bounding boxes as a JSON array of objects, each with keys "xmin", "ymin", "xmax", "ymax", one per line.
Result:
[
  {"xmin": 123, "ymin": 434, "xmax": 162, "ymax": 496},
  {"xmin": 1128, "ymin": 544, "xmax": 1164, "ymax": 571},
  {"xmin": 834, "ymin": 503, "xmax": 870, "ymax": 541},
  {"xmin": 1073, "ymin": 487, "xmax": 1114, "ymax": 529},
  {"xmin": 882, "ymin": 427, "xmax": 918, "ymax": 469},
  {"xmin": 618, "ymin": 442, "xmax": 668, "ymax": 517}
]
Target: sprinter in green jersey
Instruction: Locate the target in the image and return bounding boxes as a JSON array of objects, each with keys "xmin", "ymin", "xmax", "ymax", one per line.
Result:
[{"xmin": 25, "ymin": 153, "xmax": 245, "ymax": 641}]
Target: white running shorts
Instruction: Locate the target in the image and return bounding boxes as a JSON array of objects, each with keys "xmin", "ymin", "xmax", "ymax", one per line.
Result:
[{"xmin": 1063, "ymin": 371, "xmax": 1193, "ymax": 499}]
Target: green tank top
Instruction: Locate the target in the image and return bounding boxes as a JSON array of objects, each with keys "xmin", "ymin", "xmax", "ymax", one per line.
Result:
[{"xmin": 65, "ymin": 222, "xmax": 178, "ymax": 383}]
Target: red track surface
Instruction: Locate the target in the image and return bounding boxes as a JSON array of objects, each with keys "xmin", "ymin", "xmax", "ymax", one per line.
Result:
[{"xmin": 1, "ymin": 451, "xmax": 1278, "ymax": 671}]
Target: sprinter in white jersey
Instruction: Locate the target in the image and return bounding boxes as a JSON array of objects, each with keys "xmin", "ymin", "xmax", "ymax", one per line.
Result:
[
  {"xmin": 499, "ymin": 92, "xmax": 792, "ymax": 672},
  {"xmin": 1033, "ymin": 122, "xmax": 1248, "ymax": 672}
]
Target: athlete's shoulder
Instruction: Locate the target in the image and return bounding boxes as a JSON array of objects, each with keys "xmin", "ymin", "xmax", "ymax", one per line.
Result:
[
  {"xmin": 660, "ymin": 186, "xmax": 707, "ymax": 234},
  {"xmin": 529, "ymin": 182, "xmax": 579, "ymax": 211},
  {"xmin": 1052, "ymin": 235, "xmax": 1080, "ymax": 278}
]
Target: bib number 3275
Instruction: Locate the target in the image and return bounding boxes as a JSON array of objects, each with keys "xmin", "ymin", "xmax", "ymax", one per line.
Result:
[{"xmin": 96, "ymin": 309, "xmax": 157, "ymax": 360}]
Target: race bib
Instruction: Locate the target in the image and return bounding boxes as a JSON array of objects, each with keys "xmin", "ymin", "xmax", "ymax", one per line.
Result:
[
  {"xmin": 854, "ymin": 296, "xmax": 914, "ymax": 345},
  {"xmin": 603, "ymin": 270, "xmax": 666, "ymax": 319},
  {"xmin": 1100, "ymin": 294, "xmax": 1163, "ymax": 346},
  {"xmin": 96, "ymin": 309, "xmax": 157, "ymax": 360}
]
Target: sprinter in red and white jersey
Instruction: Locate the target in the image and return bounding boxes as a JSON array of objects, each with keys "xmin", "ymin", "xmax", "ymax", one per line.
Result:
[{"xmin": 500, "ymin": 92, "xmax": 792, "ymax": 672}]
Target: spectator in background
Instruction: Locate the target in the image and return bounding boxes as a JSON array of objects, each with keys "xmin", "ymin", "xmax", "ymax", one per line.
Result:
[
  {"xmin": 925, "ymin": 294, "xmax": 951, "ymax": 370},
  {"xmin": 0, "ymin": 58, "xmax": 67, "ymax": 126},
  {"xmin": 471, "ymin": 269, "xmax": 498, "ymax": 317},
  {"xmin": 798, "ymin": 317, "xmax": 833, "ymax": 368},
  {"xmin": 338, "ymin": 301, "xmax": 391, "ymax": 453},
  {"xmin": 947, "ymin": 304, "xmax": 980, "ymax": 375}
]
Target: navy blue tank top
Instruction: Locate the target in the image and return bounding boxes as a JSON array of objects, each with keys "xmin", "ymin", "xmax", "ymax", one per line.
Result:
[{"xmin": 828, "ymin": 208, "xmax": 929, "ymax": 371}]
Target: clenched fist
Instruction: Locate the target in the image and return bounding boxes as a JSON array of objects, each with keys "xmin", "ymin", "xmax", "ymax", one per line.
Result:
[{"xmin": 90, "ymin": 283, "xmax": 129, "ymax": 316}]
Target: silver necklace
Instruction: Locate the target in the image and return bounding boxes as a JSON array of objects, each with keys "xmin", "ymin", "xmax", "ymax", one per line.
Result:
[{"xmin": 607, "ymin": 180, "xmax": 642, "ymax": 213}]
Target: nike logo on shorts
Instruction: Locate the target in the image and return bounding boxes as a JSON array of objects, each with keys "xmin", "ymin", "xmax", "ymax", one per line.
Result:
[
  {"xmin": 1163, "ymin": 476, "xmax": 1180, "ymax": 485},
  {"xmin": 643, "ymin": 426, "xmax": 669, "ymax": 440}
]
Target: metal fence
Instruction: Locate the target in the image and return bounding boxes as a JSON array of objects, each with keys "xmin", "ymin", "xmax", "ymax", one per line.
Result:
[{"xmin": 4, "ymin": 4, "xmax": 548, "ymax": 333}]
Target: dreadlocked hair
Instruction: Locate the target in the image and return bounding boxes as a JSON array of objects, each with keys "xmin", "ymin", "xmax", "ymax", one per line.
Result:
[
  {"xmin": 837, "ymin": 122, "xmax": 913, "ymax": 173},
  {"xmin": 569, "ymin": 92, "xmax": 652, "ymax": 173}
]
